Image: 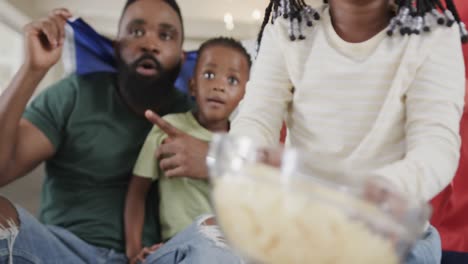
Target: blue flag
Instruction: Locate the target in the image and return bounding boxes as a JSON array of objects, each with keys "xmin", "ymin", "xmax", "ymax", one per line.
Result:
[{"xmin": 63, "ymin": 17, "xmax": 197, "ymax": 94}]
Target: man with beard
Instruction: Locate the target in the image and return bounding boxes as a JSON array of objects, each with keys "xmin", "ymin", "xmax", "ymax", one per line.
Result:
[{"xmin": 0, "ymin": 0, "xmax": 194, "ymax": 263}]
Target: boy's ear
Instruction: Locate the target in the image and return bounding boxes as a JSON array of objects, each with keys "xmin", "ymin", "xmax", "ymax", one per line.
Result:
[{"xmin": 189, "ymin": 78, "xmax": 196, "ymax": 97}]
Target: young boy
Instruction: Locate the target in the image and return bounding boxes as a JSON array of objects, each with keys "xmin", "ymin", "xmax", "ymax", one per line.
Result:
[{"xmin": 124, "ymin": 37, "xmax": 251, "ymax": 264}]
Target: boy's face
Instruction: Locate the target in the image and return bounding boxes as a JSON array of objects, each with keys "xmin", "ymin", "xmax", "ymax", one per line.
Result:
[{"xmin": 191, "ymin": 45, "xmax": 250, "ymax": 123}]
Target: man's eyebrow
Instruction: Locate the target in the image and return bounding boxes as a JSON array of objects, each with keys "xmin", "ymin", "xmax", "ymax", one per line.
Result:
[
  {"xmin": 127, "ymin": 19, "xmax": 146, "ymax": 27},
  {"xmin": 159, "ymin": 23, "xmax": 178, "ymax": 32},
  {"xmin": 204, "ymin": 62, "xmax": 218, "ymax": 68}
]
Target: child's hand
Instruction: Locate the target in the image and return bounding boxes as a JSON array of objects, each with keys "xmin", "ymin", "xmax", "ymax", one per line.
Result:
[{"xmin": 129, "ymin": 243, "xmax": 163, "ymax": 264}]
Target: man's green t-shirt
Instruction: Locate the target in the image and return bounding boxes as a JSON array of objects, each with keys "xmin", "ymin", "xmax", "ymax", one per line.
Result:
[
  {"xmin": 133, "ymin": 111, "xmax": 212, "ymax": 241},
  {"xmin": 22, "ymin": 72, "xmax": 192, "ymax": 252}
]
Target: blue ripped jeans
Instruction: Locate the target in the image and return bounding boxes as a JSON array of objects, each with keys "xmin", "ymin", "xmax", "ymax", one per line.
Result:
[
  {"xmin": 0, "ymin": 206, "xmax": 440, "ymax": 264},
  {"xmin": 0, "ymin": 207, "xmax": 242, "ymax": 264}
]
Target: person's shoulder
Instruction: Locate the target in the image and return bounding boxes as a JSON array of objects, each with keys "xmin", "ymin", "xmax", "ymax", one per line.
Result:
[
  {"xmin": 162, "ymin": 111, "xmax": 192, "ymax": 125},
  {"xmin": 424, "ymin": 23, "xmax": 461, "ymax": 45},
  {"xmin": 145, "ymin": 112, "xmax": 192, "ymax": 141},
  {"xmin": 409, "ymin": 24, "xmax": 463, "ymax": 58},
  {"xmin": 34, "ymin": 73, "xmax": 80, "ymax": 99},
  {"xmin": 46, "ymin": 71, "xmax": 115, "ymax": 92},
  {"xmin": 58, "ymin": 72, "xmax": 118, "ymax": 101},
  {"xmin": 161, "ymin": 111, "xmax": 200, "ymax": 132},
  {"xmin": 73, "ymin": 71, "xmax": 117, "ymax": 89}
]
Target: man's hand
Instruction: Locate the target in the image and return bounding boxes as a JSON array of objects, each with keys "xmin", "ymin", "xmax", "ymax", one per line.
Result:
[
  {"xmin": 128, "ymin": 243, "xmax": 163, "ymax": 264},
  {"xmin": 145, "ymin": 110, "xmax": 210, "ymax": 179},
  {"xmin": 23, "ymin": 8, "xmax": 72, "ymax": 71}
]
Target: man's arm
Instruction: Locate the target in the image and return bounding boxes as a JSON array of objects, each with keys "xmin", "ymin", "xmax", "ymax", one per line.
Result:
[
  {"xmin": 0, "ymin": 119, "xmax": 54, "ymax": 186},
  {"xmin": 0, "ymin": 9, "xmax": 72, "ymax": 185}
]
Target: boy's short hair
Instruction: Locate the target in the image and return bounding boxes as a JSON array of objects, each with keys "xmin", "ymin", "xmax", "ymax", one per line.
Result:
[{"xmin": 197, "ymin": 37, "xmax": 252, "ymax": 69}]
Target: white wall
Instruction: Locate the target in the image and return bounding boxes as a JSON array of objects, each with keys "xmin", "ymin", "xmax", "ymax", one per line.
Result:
[
  {"xmin": 5, "ymin": 0, "xmax": 264, "ymax": 51},
  {"xmin": 0, "ymin": 22, "xmax": 22, "ymax": 93}
]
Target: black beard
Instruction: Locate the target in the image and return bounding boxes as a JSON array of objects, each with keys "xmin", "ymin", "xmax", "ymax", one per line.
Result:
[{"xmin": 116, "ymin": 52, "xmax": 181, "ymax": 113}]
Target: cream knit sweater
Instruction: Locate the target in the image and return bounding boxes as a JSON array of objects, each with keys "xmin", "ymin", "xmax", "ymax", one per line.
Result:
[{"xmin": 231, "ymin": 5, "xmax": 465, "ymax": 201}]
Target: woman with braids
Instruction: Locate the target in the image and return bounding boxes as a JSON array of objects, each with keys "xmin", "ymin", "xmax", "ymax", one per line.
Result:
[
  {"xmin": 148, "ymin": 0, "xmax": 466, "ymax": 262},
  {"xmin": 228, "ymin": 0, "xmax": 466, "ymax": 263}
]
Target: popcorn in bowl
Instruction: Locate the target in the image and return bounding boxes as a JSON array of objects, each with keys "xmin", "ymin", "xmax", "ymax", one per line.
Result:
[{"xmin": 207, "ymin": 134, "xmax": 431, "ymax": 264}]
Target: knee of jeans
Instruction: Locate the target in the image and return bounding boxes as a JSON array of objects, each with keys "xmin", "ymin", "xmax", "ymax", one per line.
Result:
[
  {"xmin": 0, "ymin": 196, "xmax": 19, "ymax": 228},
  {"xmin": 0, "ymin": 196, "xmax": 20, "ymax": 243},
  {"xmin": 427, "ymin": 226, "xmax": 441, "ymax": 245},
  {"xmin": 406, "ymin": 226, "xmax": 442, "ymax": 264},
  {"xmin": 427, "ymin": 226, "xmax": 442, "ymax": 263},
  {"xmin": 0, "ymin": 196, "xmax": 20, "ymax": 264},
  {"xmin": 196, "ymin": 215, "xmax": 228, "ymax": 249}
]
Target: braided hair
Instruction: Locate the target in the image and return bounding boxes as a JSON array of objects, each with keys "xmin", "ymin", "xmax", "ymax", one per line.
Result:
[
  {"xmin": 257, "ymin": 0, "xmax": 321, "ymax": 50},
  {"xmin": 257, "ymin": 0, "xmax": 467, "ymax": 50}
]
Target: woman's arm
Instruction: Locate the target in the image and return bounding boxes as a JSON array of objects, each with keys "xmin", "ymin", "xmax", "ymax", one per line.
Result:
[{"xmin": 372, "ymin": 26, "xmax": 465, "ymax": 201}]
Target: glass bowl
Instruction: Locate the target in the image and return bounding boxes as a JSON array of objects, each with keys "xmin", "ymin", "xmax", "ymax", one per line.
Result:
[{"xmin": 207, "ymin": 134, "xmax": 431, "ymax": 264}]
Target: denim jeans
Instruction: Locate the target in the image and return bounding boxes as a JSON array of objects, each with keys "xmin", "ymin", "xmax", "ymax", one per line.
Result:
[
  {"xmin": 0, "ymin": 206, "xmax": 127, "ymax": 264},
  {"xmin": 0, "ymin": 208, "xmax": 241, "ymax": 264},
  {"xmin": 405, "ymin": 225, "xmax": 442, "ymax": 264},
  {"xmin": 143, "ymin": 215, "xmax": 243, "ymax": 264},
  {"xmin": 0, "ymin": 207, "xmax": 441, "ymax": 264}
]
